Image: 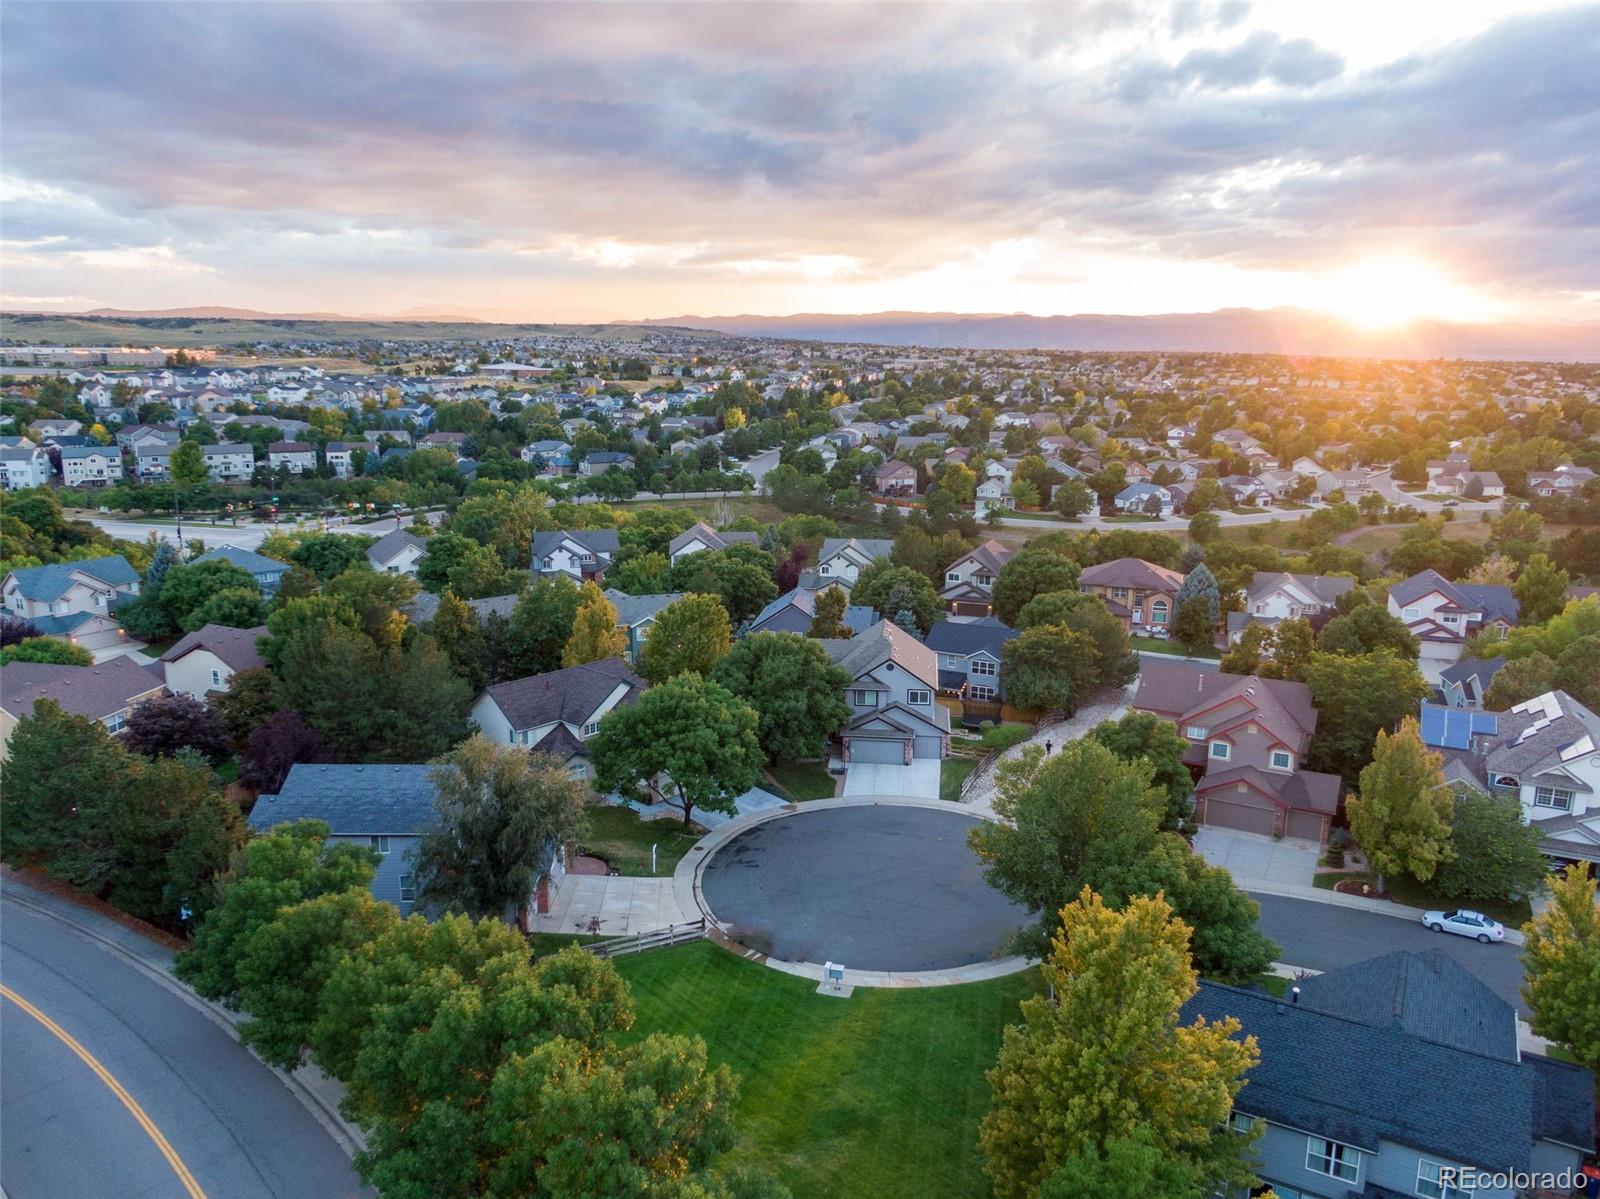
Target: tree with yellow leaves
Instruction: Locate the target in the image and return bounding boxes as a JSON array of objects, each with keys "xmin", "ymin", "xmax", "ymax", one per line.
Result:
[
  {"xmin": 561, "ymin": 581, "xmax": 627, "ymax": 667},
  {"xmin": 980, "ymin": 888, "xmax": 1260, "ymax": 1199},
  {"xmin": 1347, "ymin": 716, "xmax": 1455, "ymax": 890},
  {"xmin": 1521, "ymin": 862, "xmax": 1600, "ymax": 1073}
]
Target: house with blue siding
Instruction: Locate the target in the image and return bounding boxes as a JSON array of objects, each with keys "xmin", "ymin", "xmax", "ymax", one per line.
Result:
[
  {"xmin": 247, "ymin": 763, "xmax": 440, "ymax": 916},
  {"xmin": 923, "ymin": 617, "xmax": 1018, "ymax": 703},
  {"xmin": 818, "ymin": 620, "xmax": 950, "ymax": 762},
  {"xmin": 604, "ymin": 589, "xmax": 685, "ymax": 663},
  {"xmin": 1189, "ymin": 950, "xmax": 1593, "ymax": 1199},
  {"xmin": 192, "ymin": 545, "xmax": 290, "ymax": 595},
  {"xmin": 746, "ymin": 585, "xmax": 874, "ymax": 637}
]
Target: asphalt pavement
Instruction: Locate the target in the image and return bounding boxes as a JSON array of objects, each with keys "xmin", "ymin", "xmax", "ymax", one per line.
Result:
[
  {"xmin": 1251, "ymin": 892, "xmax": 1528, "ymax": 1015},
  {"xmin": 0, "ymin": 898, "xmax": 365, "ymax": 1199}
]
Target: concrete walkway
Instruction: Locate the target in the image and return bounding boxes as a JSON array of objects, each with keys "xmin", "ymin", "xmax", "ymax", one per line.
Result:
[
  {"xmin": 960, "ymin": 688, "xmax": 1132, "ymax": 816},
  {"xmin": 535, "ymin": 875, "xmax": 689, "ymax": 937}
]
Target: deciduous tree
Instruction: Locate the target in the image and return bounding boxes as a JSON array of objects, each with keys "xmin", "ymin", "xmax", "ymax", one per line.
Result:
[
  {"xmin": 503, "ymin": 575, "xmax": 583, "ymax": 678},
  {"xmin": 590, "ymin": 674, "xmax": 763, "ymax": 827},
  {"xmin": 1433, "ymin": 789, "xmax": 1548, "ymax": 905},
  {"xmin": 1001, "ymin": 625, "xmax": 1098, "ymax": 713},
  {"xmin": 1089, "ymin": 711, "xmax": 1195, "ymax": 831},
  {"xmin": 711, "ymin": 632, "xmax": 851, "ymax": 761},
  {"xmin": 1513, "ymin": 552, "xmax": 1571, "ymax": 625},
  {"xmin": 561, "ymin": 581, "xmax": 627, "ymax": 666},
  {"xmin": 980, "ymin": 889, "xmax": 1258, "ymax": 1199},
  {"xmin": 1521, "ymin": 863, "xmax": 1600, "ymax": 1073},
  {"xmin": 852, "ymin": 562, "xmax": 942, "ymax": 634},
  {"xmin": 1304, "ymin": 650, "xmax": 1432, "ymax": 787},
  {"xmin": 640, "ymin": 592, "xmax": 732, "ymax": 682},
  {"xmin": 122, "ymin": 691, "xmax": 231, "ymax": 763},
  {"xmin": 414, "ymin": 737, "xmax": 589, "ymax": 922},
  {"xmin": 992, "ymin": 548, "xmax": 1081, "ymax": 626},
  {"xmin": 0, "ymin": 637, "xmax": 93, "ymax": 666},
  {"xmin": 807, "ymin": 584, "xmax": 854, "ymax": 638},
  {"xmin": 1347, "ymin": 717, "xmax": 1454, "ymax": 889}
]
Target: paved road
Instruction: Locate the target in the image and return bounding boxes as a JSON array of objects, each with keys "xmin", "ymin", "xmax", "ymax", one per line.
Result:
[
  {"xmin": 1252, "ymin": 893, "xmax": 1527, "ymax": 1014},
  {"xmin": 0, "ymin": 898, "xmax": 364, "ymax": 1199}
]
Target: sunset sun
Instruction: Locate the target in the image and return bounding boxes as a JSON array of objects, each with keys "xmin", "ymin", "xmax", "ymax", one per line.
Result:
[{"xmin": 1309, "ymin": 256, "xmax": 1497, "ymax": 329}]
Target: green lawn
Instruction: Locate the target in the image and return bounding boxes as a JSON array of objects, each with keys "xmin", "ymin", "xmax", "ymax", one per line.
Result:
[
  {"xmin": 613, "ymin": 941, "xmax": 1041, "ymax": 1198},
  {"xmin": 530, "ymin": 931, "xmax": 609, "ymax": 957},
  {"xmin": 1313, "ymin": 868, "xmax": 1532, "ymax": 926},
  {"xmin": 579, "ymin": 803, "xmax": 702, "ymax": 877},
  {"xmin": 1129, "ymin": 635, "xmax": 1221, "ymax": 660},
  {"xmin": 765, "ymin": 760, "xmax": 838, "ymax": 802},
  {"xmin": 941, "ymin": 756, "xmax": 979, "ymax": 802}
]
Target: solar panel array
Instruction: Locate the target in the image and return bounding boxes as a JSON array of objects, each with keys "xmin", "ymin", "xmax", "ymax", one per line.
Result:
[{"xmin": 1418, "ymin": 703, "xmax": 1499, "ymax": 750}]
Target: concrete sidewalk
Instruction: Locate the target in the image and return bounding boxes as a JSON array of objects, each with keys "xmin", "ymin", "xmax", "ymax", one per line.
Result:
[{"xmin": 0, "ymin": 872, "xmax": 366, "ymax": 1155}]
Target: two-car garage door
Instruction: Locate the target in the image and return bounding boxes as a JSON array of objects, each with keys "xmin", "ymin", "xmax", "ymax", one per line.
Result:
[
  {"xmin": 1202, "ymin": 797, "xmax": 1276, "ymax": 837},
  {"xmin": 848, "ymin": 738, "xmax": 907, "ymax": 764}
]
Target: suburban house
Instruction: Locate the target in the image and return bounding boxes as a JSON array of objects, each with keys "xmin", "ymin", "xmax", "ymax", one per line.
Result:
[
  {"xmin": 265, "ymin": 441, "xmax": 317, "ymax": 474},
  {"xmin": 603, "ymin": 589, "xmax": 686, "ymax": 663},
  {"xmin": 1527, "ymin": 465, "xmax": 1596, "ymax": 497},
  {"xmin": 1431, "ymin": 689, "xmax": 1600, "ymax": 866},
  {"xmin": 1133, "ymin": 662, "xmax": 1341, "ymax": 841},
  {"xmin": 29, "ymin": 418, "xmax": 83, "ymax": 440},
  {"xmin": 403, "ymin": 591, "xmax": 519, "ymax": 626},
  {"xmin": 975, "ymin": 476, "xmax": 1013, "ymax": 512},
  {"xmin": 815, "ymin": 537, "xmax": 894, "ymax": 587},
  {"xmin": 940, "ymin": 539, "xmax": 1015, "ymax": 617},
  {"xmin": 418, "ymin": 431, "xmax": 467, "ymax": 456},
  {"xmin": 521, "ymin": 440, "xmax": 574, "ymax": 474},
  {"xmin": 923, "ymin": 617, "xmax": 1017, "ymax": 704},
  {"xmin": 193, "ymin": 545, "xmax": 290, "ymax": 595},
  {"xmin": 666, "ymin": 521, "xmax": 760, "ymax": 565},
  {"xmin": 578, "ymin": 450, "xmax": 634, "ymax": 477},
  {"xmin": 874, "ymin": 459, "xmax": 919, "ymax": 496},
  {"xmin": 159, "ymin": 623, "xmax": 268, "ymax": 698},
  {"xmin": 131, "ymin": 443, "xmax": 173, "ymax": 481},
  {"xmin": 1114, "ymin": 481, "xmax": 1173, "ymax": 516},
  {"xmin": 529, "ymin": 529, "xmax": 620, "ymax": 583},
  {"xmin": 58, "ymin": 445, "xmax": 122, "ymax": 487},
  {"xmin": 818, "ymin": 620, "xmax": 950, "ymax": 762},
  {"xmin": 1226, "ymin": 571, "xmax": 1355, "ymax": 643},
  {"xmin": 1439, "ymin": 656, "xmax": 1506, "ymax": 710},
  {"xmin": 0, "ymin": 657, "xmax": 166, "ymax": 761},
  {"xmin": 1387, "ymin": 570, "xmax": 1519, "ymax": 682},
  {"xmin": 201, "ymin": 443, "xmax": 256, "ymax": 482},
  {"xmin": 2, "ymin": 555, "xmax": 141, "ymax": 651},
  {"xmin": 1317, "ymin": 469, "xmax": 1376, "ymax": 497},
  {"xmin": 366, "ymin": 530, "xmax": 428, "ymax": 576},
  {"xmin": 747, "ymin": 585, "xmax": 874, "ymax": 637},
  {"xmin": 1078, "ymin": 557, "xmax": 1185, "ymax": 632},
  {"xmin": 247, "ymin": 764, "xmax": 443, "ymax": 917},
  {"xmin": 0, "ymin": 444, "xmax": 52, "ymax": 490},
  {"xmin": 324, "ymin": 442, "xmax": 365, "ymax": 478},
  {"xmin": 1186, "ymin": 950, "xmax": 1593, "ymax": 1199},
  {"xmin": 471, "ymin": 657, "xmax": 646, "ymax": 784}
]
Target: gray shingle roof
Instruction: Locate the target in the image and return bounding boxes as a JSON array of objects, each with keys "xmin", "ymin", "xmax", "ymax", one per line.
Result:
[
  {"xmin": 818, "ymin": 537, "xmax": 894, "ymax": 566},
  {"xmin": 366, "ymin": 529, "xmax": 427, "ymax": 567},
  {"xmin": 603, "ymin": 589, "xmax": 686, "ymax": 627},
  {"xmin": 819, "ymin": 619, "xmax": 938, "ymax": 687},
  {"xmin": 1390, "ymin": 570, "xmax": 1519, "ymax": 626},
  {"xmin": 247, "ymin": 763, "xmax": 440, "ymax": 837},
  {"xmin": 529, "ymin": 529, "xmax": 619, "ymax": 565},
  {"xmin": 5, "ymin": 555, "xmax": 139, "ymax": 601},
  {"xmin": 404, "ymin": 591, "xmax": 520, "ymax": 625},
  {"xmin": 748, "ymin": 587, "xmax": 874, "ymax": 635},
  {"xmin": 159, "ymin": 623, "xmax": 268, "ymax": 673},
  {"xmin": 481, "ymin": 657, "xmax": 644, "ymax": 731},
  {"xmin": 1079, "ymin": 556, "xmax": 1184, "ymax": 591},
  {"xmin": 922, "ymin": 617, "xmax": 1018, "ymax": 658},
  {"xmin": 1184, "ymin": 951, "xmax": 1594, "ymax": 1173},
  {"xmin": 193, "ymin": 545, "xmax": 287, "ymax": 579}
]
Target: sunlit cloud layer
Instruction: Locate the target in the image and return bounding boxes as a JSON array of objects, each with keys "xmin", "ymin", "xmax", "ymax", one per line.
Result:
[{"xmin": 2, "ymin": 1, "xmax": 1596, "ymax": 323}]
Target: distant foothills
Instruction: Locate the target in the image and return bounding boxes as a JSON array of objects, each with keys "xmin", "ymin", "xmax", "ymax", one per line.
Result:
[{"xmin": 4, "ymin": 304, "xmax": 1597, "ymax": 361}]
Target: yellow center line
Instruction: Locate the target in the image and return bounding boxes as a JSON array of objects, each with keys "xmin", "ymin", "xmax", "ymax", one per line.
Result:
[{"xmin": 2, "ymin": 982, "xmax": 208, "ymax": 1199}]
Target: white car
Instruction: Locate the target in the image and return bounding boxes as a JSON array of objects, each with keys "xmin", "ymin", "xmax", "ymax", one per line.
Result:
[{"xmin": 1422, "ymin": 909, "xmax": 1505, "ymax": 944}]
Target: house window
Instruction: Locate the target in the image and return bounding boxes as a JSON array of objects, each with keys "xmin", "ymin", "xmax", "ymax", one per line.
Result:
[
  {"xmin": 1150, "ymin": 600, "xmax": 1169, "ymax": 623},
  {"xmin": 1254, "ymin": 602, "xmax": 1267, "ymax": 615},
  {"xmin": 399, "ymin": 875, "xmax": 416, "ymax": 904},
  {"xmin": 944, "ymin": 654, "xmax": 966, "ymax": 668},
  {"xmin": 1305, "ymin": 1137, "xmax": 1359, "ymax": 1183},
  {"xmin": 971, "ymin": 659, "xmax": 997, "ymax": 676},
  {"xmin": 1416, "ymin": 1160, "xmax": 1471, "ymax": 1198},
  {"xmin": 582, "ymin": 721, "xmax": 601, "ymax": 737},
  {"xmin": 1185, "ymin": 725, "xmax": 1207, "ymax": 739},
  {"xmin": 907, "ymin": 689, "xmax": 932, "ymax": 705},
  {"xmin": 969, "ymin": 685, "xmax": 994, "ymax": 701},
  {"xmin": 975, "ymin": 573, "xmax": 994, "ymax": 586},
  {"xmin": 946, "ymin": 571, "xmax": 961, "ymax": 583},
  {"xmin": 1210, "ymin": 741, "xmax": 1231, "ymax": 760},
  {"xmin": 1441, "ymin": 614, "xmax": 1459, "ymax": 626},
  {"xmin": 210, "ymin": 669, "xmax": 223, "ymax": 687},
  {"xmin": 1111, "ymin": 587, "xmax": 1128, "ymax": 600},
  {"xmin": 820, "ymin": 564, "xmax": 831, "ymax": 574},
  {"xmin": 1225, "ymin": 1111, "xmax": 1258, "ymax": 1135},
  {"xmin": 105, "ymin": 711, "xmax": 127, "ymax": 734},
  {"xmin": 1270, "ymin": 750, "xmax": 1292, "ymax": 770},
  {"xmin": 370, "ymin": 836, "xmax": 390, "ymax": 855},
  {"xmin": 1534, "ymin": 786, "xmax": 1574, "ymax": 811},
  {"xmin": 1403, "ymin": 606, "xmax": 1419, "ymax": 621},
  {"xmin": 852, "ymin": 689, "xmax": 875, "ymax": 705}
]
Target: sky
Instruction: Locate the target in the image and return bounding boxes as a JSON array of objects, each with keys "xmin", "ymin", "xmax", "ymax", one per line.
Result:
[{"xmin": 2, "ymin": 1, "xmax": 1598, "ymax": 327}]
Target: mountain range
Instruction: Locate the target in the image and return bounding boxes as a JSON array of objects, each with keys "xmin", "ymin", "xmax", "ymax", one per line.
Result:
[
  {"xmin": 80, "ymin": 305, "xmax": 489, "ymax": 322},
  {"xmin": 632, "ymin": 307, "xmax": 1600, "ymax": 361}
]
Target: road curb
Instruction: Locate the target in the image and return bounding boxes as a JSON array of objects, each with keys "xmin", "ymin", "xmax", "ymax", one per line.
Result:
[
  {"xmin": 1242, "ymin": 878, "xmax": 1527, "ymax": 945},
  {"xmin": 0, "ymin": 877, "xmax": 367, "ymax": 1159}
]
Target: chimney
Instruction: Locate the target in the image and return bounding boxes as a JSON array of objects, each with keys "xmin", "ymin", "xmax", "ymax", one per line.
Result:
[{"xmin": 1291, "ymin": 986, "xmax": 1300, "ymax": 1005}]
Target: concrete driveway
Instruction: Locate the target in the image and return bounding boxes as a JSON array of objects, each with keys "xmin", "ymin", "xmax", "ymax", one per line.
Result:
[
  {"xmin": 1194, "ymin": 827, "xmax": 1320, "ymax": 887},
  {"xmin": 842, "ymin": 759, "xmax": 941, "ymax": 798},
  {"xmin": 535, "ymin": 875, "xmax": 689, "ymax": 936}
]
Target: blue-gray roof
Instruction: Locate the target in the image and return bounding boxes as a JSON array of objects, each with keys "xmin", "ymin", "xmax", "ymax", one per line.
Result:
[
  {"xmin": 1439, "ymin": 655, "xmax": 1506, "ymax": 687},
  {"xmin": 748, "ymin": 587, "xmax": 875, "ymax": 635},
  {"xmin": 247, "ymin": 763, "xmax": 440, "ymax": 837},
  {"xmin": 603, "ymin": 589, "xmax": 685, "ymax": 627},
  {"xmin": 5, "ymin": 555, "xmax": 138, "ymax": 601},
  {"xmin": 923, "ymin": 617, "xmax": 1017, "ymax": 658},
  {"xmin": 193, "ymin": 545, "xmax": 288, "ymax": 578},
  {"xmin": 1183, "ymin": 950, "xmax": 1594, "ymax": 1172}
]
